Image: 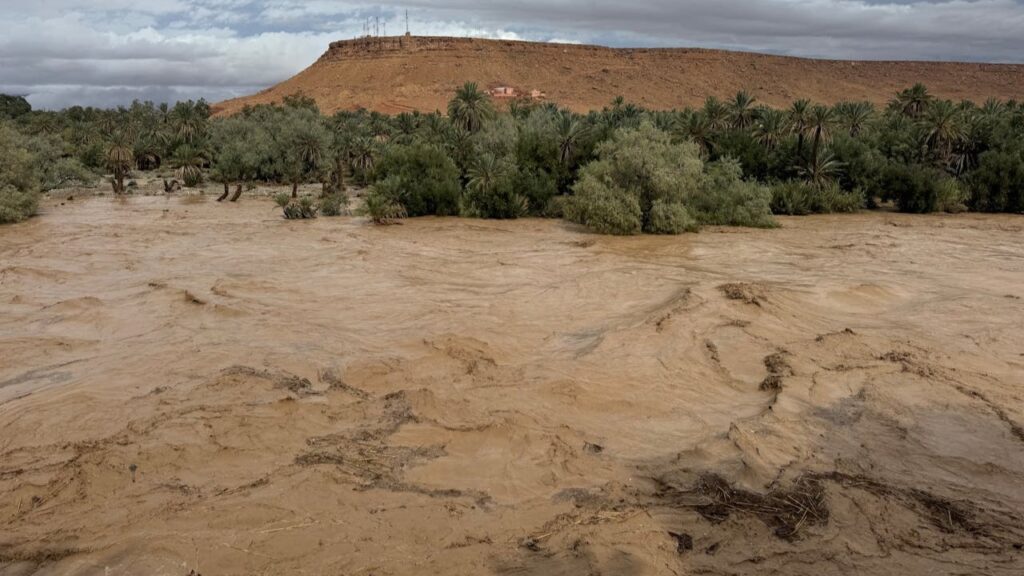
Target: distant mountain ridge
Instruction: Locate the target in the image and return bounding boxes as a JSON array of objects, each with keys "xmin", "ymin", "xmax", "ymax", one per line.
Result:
[{"xmin": 213, "ymin": 36, "xmax": 1024, "ymax": 115}]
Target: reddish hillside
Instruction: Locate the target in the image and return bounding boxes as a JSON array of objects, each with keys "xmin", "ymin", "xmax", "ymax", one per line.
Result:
[{"xmin": 214, "ymin": 36, "xmax": 1024, "ymax": 115}]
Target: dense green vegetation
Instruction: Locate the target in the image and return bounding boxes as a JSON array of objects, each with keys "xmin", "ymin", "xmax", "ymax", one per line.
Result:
[{"xmin": 1, "ymin": 82, "xmax": 1022, "ymax": 229}]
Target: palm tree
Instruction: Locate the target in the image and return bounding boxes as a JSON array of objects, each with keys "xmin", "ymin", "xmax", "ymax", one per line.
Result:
[
  {"xmin": 170, "ymin": 101, "xmax": 207, "ymax": 144},
  {"xmin": 752, "ymin": 108, "xmax": 786, "ymax": 150},
  {"xmin": 798, "ymin": 149, "xmax": 843, "ymax": 188},
  {"xmin": 467, "ymin": 153, "xmax": 507, "ymax": 195},
  {"xmin": 923, "ymin": 100, "xmax": 965, "ymax": 166},
  {"xmin": 674, "ymin": 112, "xmax": 714, "ymax": 158},
  {"xmin": 702, "ymin": 96, "xmax": 729, "ymax": 132},
  {"xmin": 290, "ymin": 132, "xmax": 326, "ymax": 197},
  {"xmin": 834, "ymin": 101, "xmax": 875, "ymax": 137},
  {"xmin": 892, "ymin": 83, "xmax": 933, "ymax": 119},
  {"xmin": 808, "ymin": 104, "xmax": 835, "ymax": 166},
  {"xmin": 106, "ymin": 131, "xmax": 134, "ymax": 194},
  {"xmin": 727, "ymin": 90, "xmax": 758, "ymax": 130},
  {"xmin": 170, "ymin": 144, "xmax": 207, "ymax": 187},
  {"xmin": 349, "ymin": 135, "xmax": 377, "ymax": 183},
  {"xmin": 448, "ymin": 82, "xmax": 494, "ymax": 133},
  {"xmin": 787, "ymin": 99, "xmax": 813, "ymax": 158},
  {"xmin": 554, "ymin": 112, "xmax": 590, "ymax": 168}
]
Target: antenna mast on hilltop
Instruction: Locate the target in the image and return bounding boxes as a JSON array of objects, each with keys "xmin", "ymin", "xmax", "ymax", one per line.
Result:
[{"xmin": 405, "ymin": 10, "xmax": 410, "ymax": 35}]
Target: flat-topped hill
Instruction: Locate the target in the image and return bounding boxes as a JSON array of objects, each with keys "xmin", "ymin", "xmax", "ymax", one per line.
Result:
[{"xmin": 213, "ymin": 36, "xmax": 1024, "ymax": 115}]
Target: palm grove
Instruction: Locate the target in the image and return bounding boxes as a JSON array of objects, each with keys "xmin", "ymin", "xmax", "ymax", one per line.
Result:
[{"xmin": 1, "ymin": 82, "xmax": 1023, "ymax": 230}]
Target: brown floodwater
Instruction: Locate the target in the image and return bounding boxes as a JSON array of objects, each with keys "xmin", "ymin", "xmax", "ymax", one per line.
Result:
[{"xmin": 1, "ymin": 196, "xmax": 1023, "ymax": 575}]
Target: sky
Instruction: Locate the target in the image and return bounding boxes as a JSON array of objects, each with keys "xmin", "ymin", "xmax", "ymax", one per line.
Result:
[{"xmin": 2, "ymin": 1, "xmax": 1023, "ymax": 110}]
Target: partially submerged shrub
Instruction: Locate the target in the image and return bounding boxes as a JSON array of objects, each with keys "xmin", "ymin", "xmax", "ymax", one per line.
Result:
[
  {"xmin": 934, "ymin": 178, "xmax": 968, "ymax": 213},
  {"xmin": 361, "ymin": 188, "xmax": 409, "ymax": 224},
  {"xmin": 648, "ymin": 199, "xmax": 698, "ymax": 234},
  {"xmin": 0, "ymin": 124, "xmax": 40, "ymax": 224},
  {"xmin": 43, "ymin": 157, "xmax": 97, "ymax": 191},
  {"xmin": 370, "ymin": 143, "xmax": 461, "ymax": 217},
  {"xmin": 568, "ymin": 122, "xmax": 703, "ymax": 234},
  {"xmin": 968, "ymin": 149, "xmax": 1024, "ymax": 213},
  {"xmin": 274, "ymin": 192, "xmax": 317, "ymax": 219},
  {"xmin": 690, "ymin": 158, "xmax": 776, "ymax": 227},
  {"xmin": 770, "ymin": 180, "xmax": 864, "ymax": 215},
  {"xmin": 880, "ymin": 163, "xmax": 950, "ymax": 213},
  {"xmin": 0, "ymin": 185, "xmax": 38, "ymax": 224},
  {"xmin": 319, "ymin": 192, "xmax": 349, "ymax": 217},
  {"xmin": 565, "ymin": 181, "xmax": 642, "ymax": 234}
]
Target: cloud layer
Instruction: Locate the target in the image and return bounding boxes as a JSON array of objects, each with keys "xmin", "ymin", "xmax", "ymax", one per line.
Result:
[{"xmin": 2, "ymin": 0, "xmax": 1023, "ymax": 109}]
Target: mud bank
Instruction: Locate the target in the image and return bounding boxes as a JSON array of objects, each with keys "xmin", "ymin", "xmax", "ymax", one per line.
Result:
[{"xmin": 1, "ymin": 197, "xmax": 1023, "ymax": 575}]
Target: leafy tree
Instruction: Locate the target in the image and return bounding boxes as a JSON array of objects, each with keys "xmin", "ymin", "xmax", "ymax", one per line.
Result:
[{"xmin": 0, "ymin": 95, "xmax": 32, "ymax": 120}]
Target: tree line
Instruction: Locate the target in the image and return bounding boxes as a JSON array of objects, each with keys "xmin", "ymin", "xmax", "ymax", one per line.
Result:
[{"xmin": 1, "ymin": 83, "xmax": 1022, "ymax": 229}]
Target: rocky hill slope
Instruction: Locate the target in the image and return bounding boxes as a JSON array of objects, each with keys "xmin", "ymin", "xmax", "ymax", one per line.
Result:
[{"xmin": 214, "ymin": 36, "xmax": 1024, "ymax": 115}]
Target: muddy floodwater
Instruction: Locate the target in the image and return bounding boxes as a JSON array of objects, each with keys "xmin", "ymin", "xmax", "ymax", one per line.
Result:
[{"xmin": 1, "ymin": 197, "xmax": 1023, "ymax": 575}]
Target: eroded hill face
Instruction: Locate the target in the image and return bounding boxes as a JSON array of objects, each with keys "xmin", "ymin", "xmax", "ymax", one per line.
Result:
[{"xmin": 214, "ymin": 36, "xmax": 1024, "ymax": 115}]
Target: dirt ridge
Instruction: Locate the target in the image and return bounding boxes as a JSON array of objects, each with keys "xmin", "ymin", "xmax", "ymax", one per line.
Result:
[{"xmin": 214, "ymin": 35, "xmax": 1024, "ymax": 115}]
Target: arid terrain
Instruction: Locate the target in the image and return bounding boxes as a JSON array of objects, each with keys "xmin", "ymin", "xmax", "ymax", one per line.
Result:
[
  {"xmin": 2, "ymin": 196, "xmax": 1024, "ymax": 575},
  {"xmin": 214, "ymin": 36, "xmax": 1024, "ymax": 115}
]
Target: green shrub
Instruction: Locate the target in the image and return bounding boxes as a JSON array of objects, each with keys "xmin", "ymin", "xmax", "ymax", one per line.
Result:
[
  {"xmin": 43, "ymin": 157, "xmax": 96, "ymax": 191},
  {"xmin": 691, "ymin": 159, "xmax": 776, "ymax": 227},
  {"xmin": 770, "ymin": 180, "xmax": 814, "ymax": 215},
  {"xmin": 370, "ymin": 143, "xmax": 461, "ymax": 217},
  {"xmin": 0, "ymin": 124, "xmax": 40, "ymax": 224},
  {"xmin": 0, "ymin": 185, "xmax": 38, "ymax": 224},
  {"xmin": 319, "ymin": 192, "xmax": 348, "ymax": 216},
  {"xmin": 543, "ymin": 195, "xmax": 571, "ymax": 218},
  {"xmin": 968, "ymin": 150, "xmax": 1024, "ymax": 213},
  {"xmin": 463, "ymin": 154, "xmax": 529, "ymax": 219},
  {"xmin": 361, "ymin": 184, "xmax": 409, "ymax": 224},
  {"xmin": 568, "ymin": 122, "xmax": 702, "ymax": 234},
  {"xmin": 880, "ymin": 163, "xmax": 947, "ymax": 213},
  {"xmin": 770, "ymin": 180, "xmax": 865, "ymax": 215},
  {"xmin": 648, "ymin": 200, "xmax": 698, "ymax": 234},
  {"xmin": 565, "ymin": 178, "xmax": 642, "ymax": 234},
  {"xmin": 934, "ymin": 178, "xmax": 968, "ymax": 213},
  {"xmin": 274, "ymin": 192, "xmax": 317, "ymax": 219}
]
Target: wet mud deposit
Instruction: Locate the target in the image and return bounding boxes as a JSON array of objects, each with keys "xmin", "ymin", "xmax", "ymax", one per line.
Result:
[{"xmin": 2, "ymin": 197, "xmax": 1023, "ymax": 574}]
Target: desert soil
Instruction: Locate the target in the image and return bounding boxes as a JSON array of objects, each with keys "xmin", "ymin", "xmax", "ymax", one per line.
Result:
[
  {"xmin": 1, "ymin": 196, "xmax": 1023, "ymax": 575},
  {"xmin": 214, "ymin": 36, "xmax": 1024, "ymax": 116}
]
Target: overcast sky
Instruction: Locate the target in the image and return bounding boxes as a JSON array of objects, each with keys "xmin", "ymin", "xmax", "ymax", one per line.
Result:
[{"xmin": 2, "ymin": 1, "xmax": 1023, "ymax": 109}]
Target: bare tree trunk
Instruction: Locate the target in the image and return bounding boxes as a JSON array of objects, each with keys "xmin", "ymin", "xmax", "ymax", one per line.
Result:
[
  {"xmin": 217, "ymin": 182, "xmax": 229, "ymax": 202},
  {"xmin": 112, "ymin": 169, "xmax": 124, "ymax": 195},
  {"xmin": 292, "ymin": 182, "xmax": 298, "ymax": 198},
  {"xmin": 229, "ymin": 183, "xmax": 243, "ymax": 202}
]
